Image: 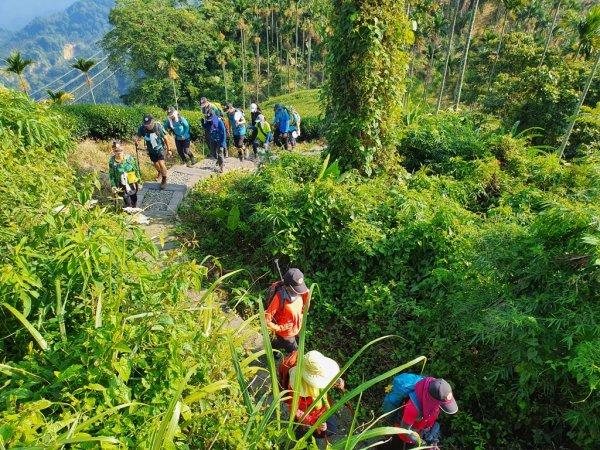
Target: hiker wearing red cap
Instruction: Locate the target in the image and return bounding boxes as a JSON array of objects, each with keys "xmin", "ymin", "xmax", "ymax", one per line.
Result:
[
  {"xmin": 264, "ymin": 268, "xmax": 310, "ymax": 354},
  {"xmin": 379, "ymin": 376, "xmax": 458, "ymax": 449}
]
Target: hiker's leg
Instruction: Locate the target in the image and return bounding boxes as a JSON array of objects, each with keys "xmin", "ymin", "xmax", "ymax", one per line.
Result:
[
  {"xmin": 183, "ymin": 139, "xmax": 194, "ymax": 159},
  {"xmin": 175, "ymin": 139, "xmax": 187, "ymax": 164},
  {"xmin": 131, "ymin": 184, "xmax": 138, "ymax": 208},
  {"xmin": 252, "ymin": 141, "xmax": 259, "ymax": 158},
  {"xmin": 122, "ymin": 191, "xmax": 132, "ymax": 207},
  {"xmin": 217, "ymin": 146, "xmax": 225, "ymax": 170},
  {"xmin": 325, "ymin": 415, "xmax": 338, "ymax": 436},
  {"xmin": 281, "ymin": 132, "xmax": 289, "ymax": 151},
  {"xmin": 289, "ymin": 132, "xmax": 297, "ymax": 150}
]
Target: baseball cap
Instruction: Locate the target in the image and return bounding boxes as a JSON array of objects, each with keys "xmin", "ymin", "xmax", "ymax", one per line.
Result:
[
  {"xmin": 200, "ymin": 96, "xmax": 208, "ymax": 106},
  {"xmin": 274, "ymin": 103, "xmax": 281, "ymax": 111},
  {"xmin": 225, "ymin": 102, "xmax": 233, "ymax": 110},
  {"xmin": 112, "ymin": 140, "xmax": 122, "ymax": 150},
  {"xmin": 167, "ymin": 106, "xmax": 177, "ymax": 116},
  {"xmin": 143, "ymin": 114, "xmax": 153, "ymax": 125},
  {"xmin": 283, "ymin": 268, "xmax": 308, "ymax": 294},
  {"xmin": 428, "ymin": 378, "xmax": 458, "ymax": 415}
]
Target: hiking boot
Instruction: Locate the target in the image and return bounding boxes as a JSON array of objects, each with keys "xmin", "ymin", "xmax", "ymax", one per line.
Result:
[
  {"xmin": 238, "ymin": 150, "xmax": 243, "ymax": 162},
  {"xmin": 191, "ymin": 156, "xmax": 197, "ymax": 165},
  {"xmin": 160, "ymin": 177, "xmax": 167, "ymax": 190}
]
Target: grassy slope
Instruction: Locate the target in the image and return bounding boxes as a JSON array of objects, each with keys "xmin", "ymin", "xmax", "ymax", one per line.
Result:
[{"xmin": 261, "ymin": 89, "xmax": 322, "ymax": 121}]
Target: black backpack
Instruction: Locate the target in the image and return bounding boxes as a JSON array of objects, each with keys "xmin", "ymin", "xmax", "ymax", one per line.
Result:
[{"xmin": 265, "ymin": 281, "xmax": 288, "ymax": 312}]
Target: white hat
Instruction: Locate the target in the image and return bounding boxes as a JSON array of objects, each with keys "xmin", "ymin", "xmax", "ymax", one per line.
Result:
[
  {"xmin": 296, "ymin": 351, "xmax": 339, "ymax": 389},
  {"xmin": 250, "ymin": 103, "xmax": 258, "ymax": 113}
]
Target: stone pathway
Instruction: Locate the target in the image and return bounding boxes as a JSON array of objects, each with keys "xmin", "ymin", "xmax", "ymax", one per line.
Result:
[{"xmin": 136, "ymin": 155, "xmax": 257, "ymax": 251}]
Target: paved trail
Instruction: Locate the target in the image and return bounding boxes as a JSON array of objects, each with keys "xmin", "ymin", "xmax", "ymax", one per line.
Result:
[{"xmin": 134, "ymin": 150, "xmax": 357, "ymax": 448}]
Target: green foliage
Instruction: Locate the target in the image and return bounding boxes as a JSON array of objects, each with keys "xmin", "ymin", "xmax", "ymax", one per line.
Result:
[
  {"xmin": 0, "ymin": 86, "xmax": 274, "ymax": 448},
  {"xmin": 262, "ymin": 89, "xmax": 322, "ymax": 121},
  {"xmin": 324, "ymin": 0, "xmax": 412, "ymax": 175},
  {"xmin": 56, "ymin": 104, "xmax": 206, "ymax": 141},
  {"xmin": 180, "ymin": 127, "xmax": 600, "ymax": 448}
]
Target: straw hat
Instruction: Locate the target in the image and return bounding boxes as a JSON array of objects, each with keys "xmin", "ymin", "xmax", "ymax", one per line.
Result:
[{"xmin": 299, "ymin": 351, "xmax": 340, "ymax": 389}]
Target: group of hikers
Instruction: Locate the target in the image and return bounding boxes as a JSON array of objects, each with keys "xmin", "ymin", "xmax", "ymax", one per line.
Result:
[
  {"xmin": 109, "ymin": 96, "xmax": 301, "ymax": 204},
  {"xmin": 265, "ymin": 268, "xmax": 458, "ymax": 448},
  {"xmin": 106, "ymin": 96, "xmax": 458, "ymax": 447}
]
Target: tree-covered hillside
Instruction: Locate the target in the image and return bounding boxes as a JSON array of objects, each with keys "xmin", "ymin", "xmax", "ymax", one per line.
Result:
[{"xmin": 0, "ymin": 0, "xmax": 127, "ymax": 103}]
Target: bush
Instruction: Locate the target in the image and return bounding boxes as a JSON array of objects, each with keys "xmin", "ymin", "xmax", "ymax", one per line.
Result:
[
  {"xmin": 55, "ymin": 104, "xmax": 207, "ymax": 141},
  {"xmin": 180, "ymin": 145, "xmax": 600, "ymax": 448},
  {"xmin": 399, "ymin": 111, "xmax": 497, "ymax": 172},
  {"xmin": 0, "ymin": 88, "xmax": 277, "ymax": 448}
]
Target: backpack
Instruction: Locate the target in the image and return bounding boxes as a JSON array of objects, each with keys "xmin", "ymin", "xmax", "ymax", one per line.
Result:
[
  {"xmin": 278, "ymin": 350, "xmax": 298, "ymax": 388},
  {"xmin": 382, "ymin": 373, "xmax": 426, "ymax": 420},
  {"xmin": 265, "ymin": 280, "xmax": 287, "ymax": 312},
  {"xmin": 289, "ymin": 108, "xmax": 300, "ymax": 126}
]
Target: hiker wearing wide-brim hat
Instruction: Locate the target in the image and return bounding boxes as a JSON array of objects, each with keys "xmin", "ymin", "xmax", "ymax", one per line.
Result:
[
  {"xmin": 378, "ymin": 376, "xmax": 458, "ymax": 449},
  {"xmin": 108, "ymin": 141, "xmax": 141, "ymax": 208},
  {"xmin": 285, "ymin": 350, "xmax": 344, "ymax": 439},
  {"xmin": 264, "ymin": 268, "xmax": 310, "ymax": 355}
]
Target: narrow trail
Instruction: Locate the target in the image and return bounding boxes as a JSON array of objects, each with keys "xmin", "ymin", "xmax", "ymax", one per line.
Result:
[{"xmin": 134, "ymin": 149, "xmax": 356, "ymax": 448}]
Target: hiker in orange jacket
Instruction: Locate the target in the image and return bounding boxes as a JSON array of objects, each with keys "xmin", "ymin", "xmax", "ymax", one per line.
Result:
[{"xmin": 264, "ymin": 268, "xmax": 310, "ymax": 354}]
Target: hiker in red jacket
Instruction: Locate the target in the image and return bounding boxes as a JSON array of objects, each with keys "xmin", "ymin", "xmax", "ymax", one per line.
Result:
[
  {"xmin": 264, "ymin": 268, "xmax": 309, "ymax": 355},
  {"xmin": 378, "ymin": 377, "xmax": 458, "ymax": 449},
  {"xmin": 284, "ymin": 350, "xmax": 343, "ymax": 439}
]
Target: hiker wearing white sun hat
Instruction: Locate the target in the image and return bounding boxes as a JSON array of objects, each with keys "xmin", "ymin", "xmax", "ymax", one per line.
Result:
[{"xmin": 286, "ymin": 350, "xmax": 344, "ymax": 439}]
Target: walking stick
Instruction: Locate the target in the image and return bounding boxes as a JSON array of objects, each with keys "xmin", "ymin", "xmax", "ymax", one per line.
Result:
[{"xmin": 134, "ymin": 141, "xmax": 140, "ymax": 169}]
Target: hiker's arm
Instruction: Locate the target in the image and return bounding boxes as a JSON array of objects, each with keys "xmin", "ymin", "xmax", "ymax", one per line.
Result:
[{"xmin": 264, "ymin": 300, "xmax": 283, "ymax": 332}]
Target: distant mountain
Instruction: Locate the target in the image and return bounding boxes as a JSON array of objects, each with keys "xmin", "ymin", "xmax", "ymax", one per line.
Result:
[
  {"xmin": 0, "ymin": 0, "xmax": 77, "ymax": 31},
  {"xmin": 0, "ymin": 0, "xmax": 127, "ymax": 104}
]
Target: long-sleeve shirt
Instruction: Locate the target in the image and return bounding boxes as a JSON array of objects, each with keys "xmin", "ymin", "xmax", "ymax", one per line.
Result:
[
  {"xmin": 264, "ymin": 286, "xmax": 309, "ymax": 338},
  {"xmin": 109, "ymin": 154, "xmax": 141, "ymax": 188},
  {"xmin": 164, "ymin": 115, "xmax": 190, "ymax": 140},
  {"xmin": 273, "ymin": 108, "xmax": 290, "ymax": 133},
  {"xmin": 209, "ymin": 117, "xmax": 227, "ymax": 148}
]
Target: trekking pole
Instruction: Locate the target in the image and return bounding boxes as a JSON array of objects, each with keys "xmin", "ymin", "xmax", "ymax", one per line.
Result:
[
  {"xmin": 274, "ymin": 258, "xmax": 284, "ymax": 281},
  {"xmin": 134, "ymin": 141, "xmax": 140, "ymax": 169}
]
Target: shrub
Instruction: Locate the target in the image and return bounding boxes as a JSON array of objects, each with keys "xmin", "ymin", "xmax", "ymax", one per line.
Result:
[{"xmin": 55, "ymin": 104, "xmax": 207, "ymax": 141}]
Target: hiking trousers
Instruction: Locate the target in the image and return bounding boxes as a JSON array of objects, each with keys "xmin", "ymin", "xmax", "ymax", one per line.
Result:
[
  {"xmin": 274, "ymin": 130, "xmax": 289, "ymax": 151},
  {"xmin": 272, "ymin": 334, "xmax": 298, "ymax": 354},
  {"xmin": 175, "ymin": 138, "xmax": 194, "ymax": 164}
]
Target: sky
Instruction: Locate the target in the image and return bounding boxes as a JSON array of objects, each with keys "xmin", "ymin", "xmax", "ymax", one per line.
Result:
[{"xmin": 0, "ymin": 0, "xmax": 77, "ymax": 31}]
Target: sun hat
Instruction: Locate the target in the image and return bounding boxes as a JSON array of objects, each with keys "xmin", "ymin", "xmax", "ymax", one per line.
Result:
[
  {"xmin": 428, "ymin": 378, "xmax": 458, "ymax": 415},
  {"xmin": 283, "ymin": 268, "xmax": 308, "ymax": 294},
  {"xmin": 298, "ymin": 351, "xmax": 340, "ymax": 389}
]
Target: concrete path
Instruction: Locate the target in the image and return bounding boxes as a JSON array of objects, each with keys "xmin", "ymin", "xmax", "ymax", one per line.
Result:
[{"xmin": 136, "ymin": 155, "xmax": 257, "ymax": 251}]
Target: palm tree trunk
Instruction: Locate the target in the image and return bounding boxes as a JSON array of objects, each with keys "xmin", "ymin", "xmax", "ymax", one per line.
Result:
[
  {"xmin": 171, "ymin": 78, "xmax": 179, "ymax": 110},
  {"xmin": 256, "ymin": 39, "xmax": 260, "ymax": 102},
  {"xmin": 454, "ymin": 0, "xmax": 480, "ymax": 110},
  {"xmin": 307, "ymin": 36, "xmax": 312, "ymax": 89},
  {"xmin": 241, "ymin": 28, "xmax": 247, "ymax": 109},
  {"xmin": 266, "ymin": 16, "xmax": 271, "ymax": 98},
  {"xmin": 294, "ymin": 2, "xmax": 300, "ymax": 91},
  {"xmin": 488, "ymin": 9, "xmax": 509, "ymax": 87},
  {"xmin": 87, "ymin": 76, "xmax": 96, "ymax": 105},
  {"xmin": 18, "ymin": 75, "xmax": 29, "ymax": 96},
  {"xmin": 424, "ymin": 42, "xmax": 436, "ymax": 102},
  {"xmin": 539, "ymin": 0, "xmax": 561, "ymax": 67},
  {"xmin": 558, "ymin": 50, "xmax": 600, "ymax": 158},
  {"xmin": 436, "ymin": 0, "xmax": 459, "ymax": 114},
  {"xmin": 287, "ymin": 50, "xmax": 291, "ymax": 93},
  {"xmin": 222, "ymin": 63, "xmax": 228, "ymax": 102}
]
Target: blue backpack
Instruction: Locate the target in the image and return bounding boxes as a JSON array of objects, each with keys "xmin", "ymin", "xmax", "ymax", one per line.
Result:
[{"xmin": 382, "ymin": 373, "xmax": 426, "ymax": 420}]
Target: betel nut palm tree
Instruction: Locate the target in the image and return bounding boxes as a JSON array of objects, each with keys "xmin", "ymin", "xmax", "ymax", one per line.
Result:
[
  {"xmin": 72, "ymin": 58, "xmax": 97, "ymax": 104},
  {"xmin": 2, "ymin": 51, "xmax": 34, "ymax": 96}
]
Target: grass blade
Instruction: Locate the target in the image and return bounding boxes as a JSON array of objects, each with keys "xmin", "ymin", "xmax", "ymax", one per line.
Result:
[
  {"xmin": 230, "ymin": 334, "xmax": 254, "ymax": 415},
  {"xmin": 1, "ymin": 302, "xmax": 48, "ymax": 351},
  {"xmin": 151, "ymin": 366, "xmax": 196, "ymax": 450}
]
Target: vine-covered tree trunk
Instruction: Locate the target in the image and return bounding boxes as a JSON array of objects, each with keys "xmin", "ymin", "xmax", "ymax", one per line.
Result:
[{"xmin": 324, "ymin": 0, "xmax": 411, "ymax": 175}]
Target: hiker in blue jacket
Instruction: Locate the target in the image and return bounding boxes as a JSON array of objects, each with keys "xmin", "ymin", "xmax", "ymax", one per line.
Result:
[
  {"xmin": 272, "ymin": 103, "xmax": 290, "ymax": 151},
  {"xmin": 379, "ymin": 374, "xmax": 458, "ymax": 449},
  {"xmin": 164, "ymin": 106, "xmax": 196, "ymax": 167},
  {"xmin": 207, "ymin": 109, "xmax": 227, "ymax": 172}
]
